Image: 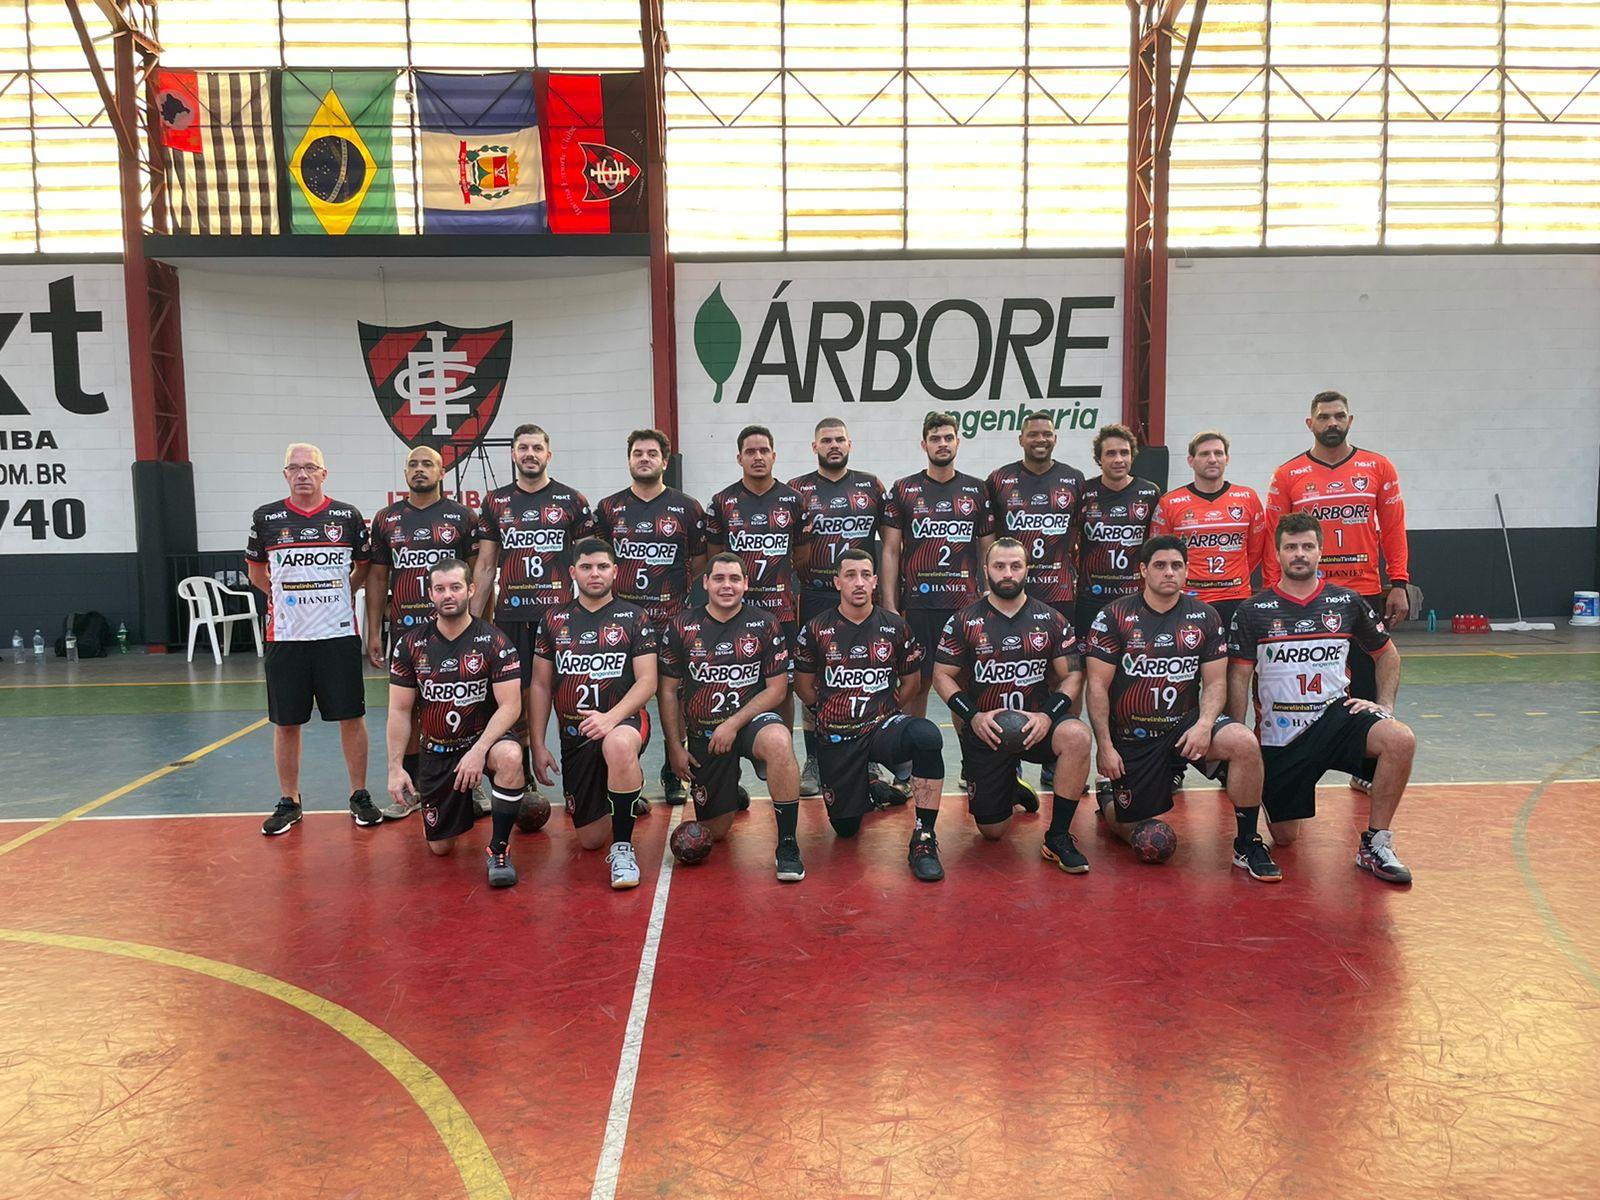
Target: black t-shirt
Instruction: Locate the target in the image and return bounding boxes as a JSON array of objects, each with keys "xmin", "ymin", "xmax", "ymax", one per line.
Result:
[
  {"xmin": 533, "ymin": 597, "xmax": 658, "ymax": 735},
  {"xmin": 389, "ymin": 618, "xmax": 520, "ymax": 748},
  {"xmin": 934, "ymin": 595, "xmax": 1077, "ymax": 713},
  {"xmin": 788, "ymin": 469, "xmax": 887, "ymax": 593},
  {"xmin": 986, "ymin": 459, "xmax": 1086, "ymax": 604},
  {"xmin": 1085, "ymin": 592, "xmax": 1227, "ymax": 745},
  {"xmin": 368, "ymin": 497, "xmax": 477, "ymax": 629},
  {"xmin": 793, "ymin": 605, "xmax": 922, "ymax": 737},
  {"xmin": 885, "ymin": 470, "xmax": 995, "ymax": 611},
  {"xmin": 1078, "ymin": 477, "xmax": 1162, "ymax": 602},
  {"xmin": 706, "ymin": 480, "xmax": 806, "ymax": 622},
  {"xmin": 594, "ymin": 486, "xmax": 708, "ymax": 623},
  {"xmin": 658, "ymin": 603, "xmax": 787, "ymax": 735},
  {"xmin": 474, "ymin": 480, "xmax": 595, "ymax": 620}
]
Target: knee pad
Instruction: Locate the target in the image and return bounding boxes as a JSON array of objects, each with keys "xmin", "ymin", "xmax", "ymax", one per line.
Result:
[
  {"xmin": 830, "ymin": 815, "xmax": 863, "ymax": 839},
  {"xmin": 901, "ymin": 717, "xmax": 945, "ymax": 779}
]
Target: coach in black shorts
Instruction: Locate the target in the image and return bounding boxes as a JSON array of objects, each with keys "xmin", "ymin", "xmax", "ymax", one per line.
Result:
[{"xmin": 249, "ymin": 442, "xmax": 383, "ymax": 836}]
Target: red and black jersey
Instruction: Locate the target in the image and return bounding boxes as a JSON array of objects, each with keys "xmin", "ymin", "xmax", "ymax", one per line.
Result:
[
  {"xmin": 787, "ymin": 469, "xmax": 887, "ymax": 592},
  {"xmin": 594, "ymin": 486, "xmax": 708, "ymax": 623},
  {"xmin": 533, "ymin": 597, "xmax": 658, "ymax": 732},
  {"xmin": 1078, "ymin": 477, "xmax": 1162, "ymax": 602},
  {"xmin": 1085, "ymin": 593, "xmax": 1227, "ymax": 745},
  {"xmin": 368, "ymin": 497, "xmax": 478, "ymax": 630},
  {"xmin": 474, "ymin": 479, "xmax": 595, "ymax": 621},
  {"xmin": 245, "ymin": 496, "xmax": 369, "ymax": 642},
  {"xmin": 986, "ymin": 459, "xmax": 1086, "ymax": 604},
  {"xmin": 1150, "ymin": 482, "xmax": 1267, "ymax": 603},
  {"xmin": 658, "ymin": 603, "xmax": 787, "ymax": 735},
  {"xmin": 885, "ymin": 470, "xmax": 995, "ymax": 611},
  {"xmin": 934, "ymin": 595, "xmax": 1076, "ymax": 713},
  {"xmin": 793, "ymin": 606, "xmax": 921, "ymax": 737},
  {"xmin": 389, "ymin": 617, "xmax": 520, "ymax": 748},
  {"xmin": 706, "ymin": 480, "xmax": 805, "ymax": 622}
]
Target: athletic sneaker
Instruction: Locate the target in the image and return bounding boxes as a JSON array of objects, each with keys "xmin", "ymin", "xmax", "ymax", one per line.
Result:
[
  {"xmin": 754, "ymin": 758, "xmax": 769, "ymax": 782},
  {"xmin": 800, "ymin": 756, "xmax": 821, "ymax": 798},
  {"xmin": 349, "ymin": 790, "xmax": 383, "ymax": 827},
  {"xmin": 1095, "ymin": 779, "xmax": 1114, "ymax": 812},
  {"xmin": 473, "ymin": 781, "xmax": 493, "ymax": 817},
  {"xmin": 1041, "ymin": 765, "xmax": 1055, "ymax": 792},
  {"xmin": 737, "ymin": 786, "xmax": 751, "ymax": 812},
  {"xmin": 380, "ymin": 794, "xmax": 419, "ymax": 821},
  {"xmin": 485, "ymin": 846, "xmax": 518, "ymax": 888},
  {"xmin": 631, "ymin": 795, "xmax": 651, "ymax": 818},
  {"xmin": 1041, "ymin": 829, "xmax": 1090, "ymax": 874},
  {"xmin": 1349, "ymin": 775, "xmax": 1373, "ymax": 794},
  {"xmin": 1172, "ymin": 765, "xmax": 1187, "ymax": 792},
  {"xmin": 1232, "ymin": 836, "xmax": 1283, "ymax": 882},
  {"xmin": 868, "ymin": 777, "xmax": 911, "ymax": 809},
  {"xmin": 908, "ymin": 830, "xmax": 945, "ymax": 882},
  {"xmin": 261, "ymin": 797, "xmax": 302, "ymax": 836},
  {"xmin": 661, "ymin": 772, "xmax": 687, "ymax": 805},
  {"xmin": 1357, "ymin": 829, "xmax": 1412, "ymax": 884},
  {"xmin": 1014, "ymin": 778, "xmax": 1041, "ymax": 814},
  {"xmin": 608, "ymin": 842, "xmax": 641, "ymax": 890},
  {"xmin": 775, "ymin": 836, "xmax": 806, "ymax": 882}
]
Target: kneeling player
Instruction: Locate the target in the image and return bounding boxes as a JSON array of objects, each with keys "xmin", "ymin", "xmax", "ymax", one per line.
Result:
[
  {"xmin": 793, "ymin": 549, "xmax": 947, "ymax": 881},
  {"xmin": 932, "ymin": 538, "xmax": 1093, "ymax": 870},
  {"xmin": 1227, "ymin": 513, "xmax": 1417, "ymax": 884},
  {"xmin": 1085, "ymin": 536, "xmax": 1278, "ymax": 879},
  {"xmin": 659, "ymin": 553, "xmax": 806, "ymax": 882},
  {"xmin": 386, "ymin": 559, "xmax": 527, "ymax": 887},
  {"xmin": 529, "ymin": 538, "xmax": 658, "ymax": 890}
]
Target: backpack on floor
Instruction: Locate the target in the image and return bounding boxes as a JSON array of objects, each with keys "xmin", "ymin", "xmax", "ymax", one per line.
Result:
[{"xmin": 55, "ymin": 611, "xmax": 114, "ymax": 658}]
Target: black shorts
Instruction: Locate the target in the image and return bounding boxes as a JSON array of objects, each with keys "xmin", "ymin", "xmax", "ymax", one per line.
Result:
[
  {"xmin": 559, "ymin": 711, "xmax": 651, "ymax": 828},
  {"xmin": 416, "ymin": 734, "xmax": 519, "ymax": 843},
  {"xmin": 816, "ymin": 714, "xmax": 913, "ymax": 821},
  {"xmin": 1073, "ymin": 596, "xmax": 1110, "ymax": 648},
  {"xmin": 779, "ymin": 619, "xmax": 798, "ymax": 675},
  {"xmin": 959, "ymin": 712, "xmax": 1075, "ymax": 825},
  {"xmin": 907, "ymin": 608, "xmax": 957, "ymax": 679},
  {"xmin": 1105, "ymin": 710, "xmax": 1233, "ymax": 824},
  {"xmin": 688, "ymin": 710, "xmax": 786, "ymax": 822},
  {"xmin": 265, "ymin": 636, "xmax": 366, "ymax": 726},
  {"xmin": 1261, "ymin": 703, "xmax": 1382, "ymax": 823},
  {"xmin": 799, "ymin": 589, "xmax": 838, "ymax": 625},
  {"xmin": 1207, "ymin": 597, "xmax": 1241, "ymax": 633},
  {"xmin": 496, "ymin": 614, "xmax": 543, "ymax": 688}
]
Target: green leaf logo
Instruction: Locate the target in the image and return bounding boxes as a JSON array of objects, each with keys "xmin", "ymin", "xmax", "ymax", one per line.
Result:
[{"xmin": 694, "ymin": 284, "xmax": 741, "ymax": 404}]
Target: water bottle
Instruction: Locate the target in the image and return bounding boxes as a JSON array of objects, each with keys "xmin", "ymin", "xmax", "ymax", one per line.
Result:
[
  {"xmin": 116, "ymin": 621, "xmax": 129, "ymax": 653},
  {"xmin": 65, "ymin": 630, "xmax": 78, "ymax": 663},
  {"xmin": 32, "ymin": 628, "xmax": 44, "ymax": 660},
  {"xmin": 1426, "ymin": 608, "xmax": 1436, "ymax": 633},
  {"xmin": 10, "ymin": 630, "xmax": 21, "ymax": 665}
]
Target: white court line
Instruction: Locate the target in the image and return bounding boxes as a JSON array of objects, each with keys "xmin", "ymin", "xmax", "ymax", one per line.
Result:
[{"xmin": 589, "ymin": 803, "xmax": 685, "ymax": 1200}]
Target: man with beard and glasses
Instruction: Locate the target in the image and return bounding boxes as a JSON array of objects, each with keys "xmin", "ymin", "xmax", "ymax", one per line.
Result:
[
  {"xmin": 1263, "ymin": 392, "xmax": 1410, "ymax": 793},
  {"xmin": 596, "ymin": 428, "xmax": 708, "ymax": 806},
  {"xmin": 365, "ymin": 446, "xmax": 479, "ymax": 820},
  {"xmin": 932, "ymin": 539, "xmax": 1092, "ymax": 869},
  {"xmin": 471, "ymin": 424, "xmax": 595, "ymax": 804},
  {"xmin": 529, "ymin": 539, "xmax": 659, "ymax": 891},
  {"xmin": 386, "ymin": 560, "xmax": 527, "ymax": 888},
  {"xmin": 788, "ymin": 417, "xmax": 887, "ymax": 800},
  {"xmin": 1228, "ymin": 512, "xmax": 1417, "ymax": 884}
]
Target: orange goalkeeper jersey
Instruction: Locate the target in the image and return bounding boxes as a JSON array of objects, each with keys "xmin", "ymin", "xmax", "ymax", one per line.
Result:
[
  {"xmin": 1151, "ymin": 482, "xmax": 1267, "ymax": 602},
  {"xmin": 1262, "ymin": 448, "xmax": 1408, "ymax": 594}
]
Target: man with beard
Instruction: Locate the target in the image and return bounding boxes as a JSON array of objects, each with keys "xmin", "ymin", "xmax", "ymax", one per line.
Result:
[
  {"xmin": 365, "ymin": 446, "xmax": 479, "ymax": 820},
  {"xmin": 595, "ymin": 428, "xmax": 708, "ymax": 805},
  {"xmin": 788, "ymin": 417, "xmax": 887, "ymax": 798},
  {"xmin": 529, "ymin": 539, "xmax": 659, "ymax": 890},
  {"xmin": 1263, "ymin": 393, "xmax": 1410, "ymax": 770},
  {"xmin": 1151, "ymin": 430, "xmax": 1266, "ymax": 633},
  {"xmin": 1228, "ymin": 513, "xmax": 1416, "ymax": 884},
  {"xmin": 471, "ymin": 424, "xmax": 594, "ymax": 802},
  {"xmin": 386, "ymin": 560, "xmax": 527, "ymax": 887},
  {"xmin": 932, "ymin": 539, "xmax": 1092, "ymax": 869},
  {"xmin": 658, "ymin": 554, "xmax": 806, "ymax": 883}
]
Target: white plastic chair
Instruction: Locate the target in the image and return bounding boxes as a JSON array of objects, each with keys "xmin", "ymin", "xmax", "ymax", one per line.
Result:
[{"xmin": 178, "ymin": 575, "xmax": 264, "ymax": 664}]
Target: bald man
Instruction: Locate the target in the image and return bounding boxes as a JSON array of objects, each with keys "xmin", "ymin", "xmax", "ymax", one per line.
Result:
[
  {"xmin": 248, "ymin": 442, "xmax": 382, "ymax": 836},
  {"xmin": 366, "ymin": 445, "xmax": 479, "ymax": 819}
]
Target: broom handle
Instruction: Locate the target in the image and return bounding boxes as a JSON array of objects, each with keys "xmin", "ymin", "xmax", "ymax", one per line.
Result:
[{"xmin": 1494, "ymin": 493, "xmax": 1525, "ymax": 623}]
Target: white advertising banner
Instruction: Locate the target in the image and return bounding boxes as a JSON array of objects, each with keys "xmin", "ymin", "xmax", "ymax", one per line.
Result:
[{"xmin": 0, "ymin": 265, "xmax": 134, "ymax": 555}]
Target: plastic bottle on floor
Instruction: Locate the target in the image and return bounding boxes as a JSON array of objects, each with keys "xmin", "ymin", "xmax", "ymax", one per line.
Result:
[
  {"xmin": 65, "ymin": 631, "xmax": 78, "ymax": 663},
  {"xmin": 116, "ymin": 621, "xmax": 128, "ymax": 653},
  {"xmin": 9, "ymin": 630, "xmax": 21, "ymax": 664},
  {"xmin": 32, "ymin": 629, "xmax": 44, "ymax": 660}
]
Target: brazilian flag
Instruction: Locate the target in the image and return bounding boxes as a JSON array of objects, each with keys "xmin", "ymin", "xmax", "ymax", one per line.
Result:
[{"xmin": 280, "ymin": 70, "xmax": 399, "ymax": 235}]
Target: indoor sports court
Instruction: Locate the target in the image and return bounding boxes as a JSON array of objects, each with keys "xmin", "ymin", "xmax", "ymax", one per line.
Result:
[{"xmin": 4, "ymin": 2, "xmax": 1600, "ymax": 1199}]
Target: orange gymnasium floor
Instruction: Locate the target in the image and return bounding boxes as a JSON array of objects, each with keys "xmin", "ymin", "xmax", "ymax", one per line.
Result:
[{"xmin": 1, "ymin": 626, "xmax": 1598, "ymax": 1199}]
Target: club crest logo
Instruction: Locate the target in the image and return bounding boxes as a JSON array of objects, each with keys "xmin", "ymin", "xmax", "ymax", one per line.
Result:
[
  {"xmin": 955, "ymin": 495, "xmax": 975, "ymax": 516},
  {"xmin": 1054, "ymin": 489, "xmax": 1074, "ymax": 510},
  {"xmin": 1229, "ymin": 505, "xmax": 1244, "ymax": 521},
  {"xmin": 543, "ymin": 505, "xmax": 566, "ymax": 526},
  {"xmin": 1352, "ymin": 475, "xmax": 1371, "ymax": 492},
  {"xmin": 433, "ymin": 523, "xmax": 458, "ymax": 543},
  {"xmin": 737, "ymin": 633, "xmax": 760, "ymax": 658},
  {"xmin": 324, "ymin": 523, "xmax": 342, "ymax": 542},
  {"xmin": 1131, "ymin": 502, "xmax": 1149, "ymax": 521},
  {"xmin": 360, "ymin": 322, "xmax": 511, "ymax": 470},
  {"xmin": 1177, "ymin": 625, "xmax": 1201, "ymax": 650},
  {"xmin": 657, "ymin": 515, "xmax": 678, "ymax": 537},
  {"xmin": 461, "ymin": 651, "xmax": 486, "ymax": 675},
  {"xmin": 602, "ymin": 624, "xmax": 625, "ymax": 647},
  {"xmin": 1321, "ymin": 612, "xmax": 1342, "ymax": 632},
  {"xmin": 579, "ymin": 142, "xmax": 643, "ymax": 202},
  {"xmin": 1027, "ymin": 630, "xmax": 1049, "ymax": 652},
  {"xmin": 771, "ymin": 506, "xmax": 791, "ymax": 529},
  {"xmin": 851, "ymin": 491, "xmax": 873, "ymax": 510},
  {"xmin": 871, "ymin": 639, "xmax": 894, "ymax": 663}
]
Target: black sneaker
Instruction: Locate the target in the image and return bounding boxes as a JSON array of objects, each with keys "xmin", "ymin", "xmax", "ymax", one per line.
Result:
[
  {"xmin": 1172, "ymin": 765, "xmax": 1187, "ymax": 792},
  {"xmin": 1014, "ymin": 777, "xmax": 1040, "ymax": 814},
  {"xmin": 775, "ymin": 836, "xmax": 805, "ymax": 882},
  {"xmin": 632, "ymin": 795, "xmax": 651, "ymax": 818},
  {"xmin": 1095, "ymin": 779, "xmax": 1114, "ymax": 813},
  {"xmin": 737, "ymin": 786, "xmax": 751, "ymax": 812},
  {"xmin": 662, "ymin": 773, "xmax": 687, "ymax": 806},
  {"xmin": 1041, "ymin": 765, "xmax": 1056, "ymax": 792},
  {"xmin": 485, "ymin": 846, "xmax": 518, "ymax": 888},
  {"xmin": 868, "ymin": 777, "xmax": 911, "ymax": 810},
  {"xmin": 1232, "ymin": 836, "xmax": 1283, "ymax": 882},
  {"xmin": 908, "ymin": 830, "xmax": 945, "ymax": 882},
  {"xmin": 1042, "ymin": 828, "xmax": 1090, "ymax": 874},
  {"xmin": 261, "ymin": 797, "xmax": 301, "ymax": 836},
  {"xmin": 349, "ymin": 789, "xmax": 383, "ymax": 827}
]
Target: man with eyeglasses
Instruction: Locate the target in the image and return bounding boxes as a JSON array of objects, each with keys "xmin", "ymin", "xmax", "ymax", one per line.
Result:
[{"xmin": 248, "ymin": 443, "xmax": 383, "ymax": 835}]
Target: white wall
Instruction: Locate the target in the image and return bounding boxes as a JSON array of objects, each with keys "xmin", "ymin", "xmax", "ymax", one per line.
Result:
[{"xmin": 182, "ymin": 260, "xmax": 651, "ymax": 551}]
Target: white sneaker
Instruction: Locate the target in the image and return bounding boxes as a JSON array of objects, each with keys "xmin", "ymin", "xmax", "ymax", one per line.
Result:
[{"xmin": 607, "ymin": 841, "xmax": 641, "ymax": 890}]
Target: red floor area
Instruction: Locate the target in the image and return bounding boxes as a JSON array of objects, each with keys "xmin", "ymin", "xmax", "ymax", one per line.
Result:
[{"xmin": 2, "ymin": 785, "xmax": 1598, "ymax": 1198}]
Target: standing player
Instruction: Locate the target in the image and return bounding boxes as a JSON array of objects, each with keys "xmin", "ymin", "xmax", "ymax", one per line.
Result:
[
  {"xmin": 793, "ymin": 549, "xmax": 947, "ymax": 882},
  {"xmin": 1228, "ymin": 512, "xmax": 1417, "ymax": 884},
  {"xmin": 248, "ymin": 443, "xmax": 382, "ymax": 836},
  {"xmin": 788, "ymin": 417, "xmax": 887, "ymax": 798},
  {"xmin": 364, "ymin": 446, "xmax": 479, "ymax": 820},
  {"xmin": 1150, "ymin": 430, "xmax": 1266, "ymax": 632},
  {"xmin": 932, "ymin": 539, "xmax": 1092, "ymax": 870},
  {"xmin": 386, "ymin": 560, "xmax": 527, "ymax": 887},
  {"xmin": 528, "ymin": 539, "xmax": 659, "ymax": 891},
  {"xmin": 706, "ymin": 425, "xmax": 806, "ymax": 737},
  {"xmin": 471, "ymin": 424, "xmax": 594, "ymax": 796},
  {"xmin": 658, "ymin": 554, "xmax": 806, "ymax": 883},
  {"xmin": 986, "ymin": 411, "xmax": 1086, "ymax": 793},
  {"xmin": 595, "ymin": 428, "xmax": 708, "ymax": 805},
  {"xmin": 1263, "ymin": 391, "xmax": 1410, "ymax": 770},
  {"xmin": 1083, "ymin": 537, "xmax": 1278, "ymax": 880}
]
